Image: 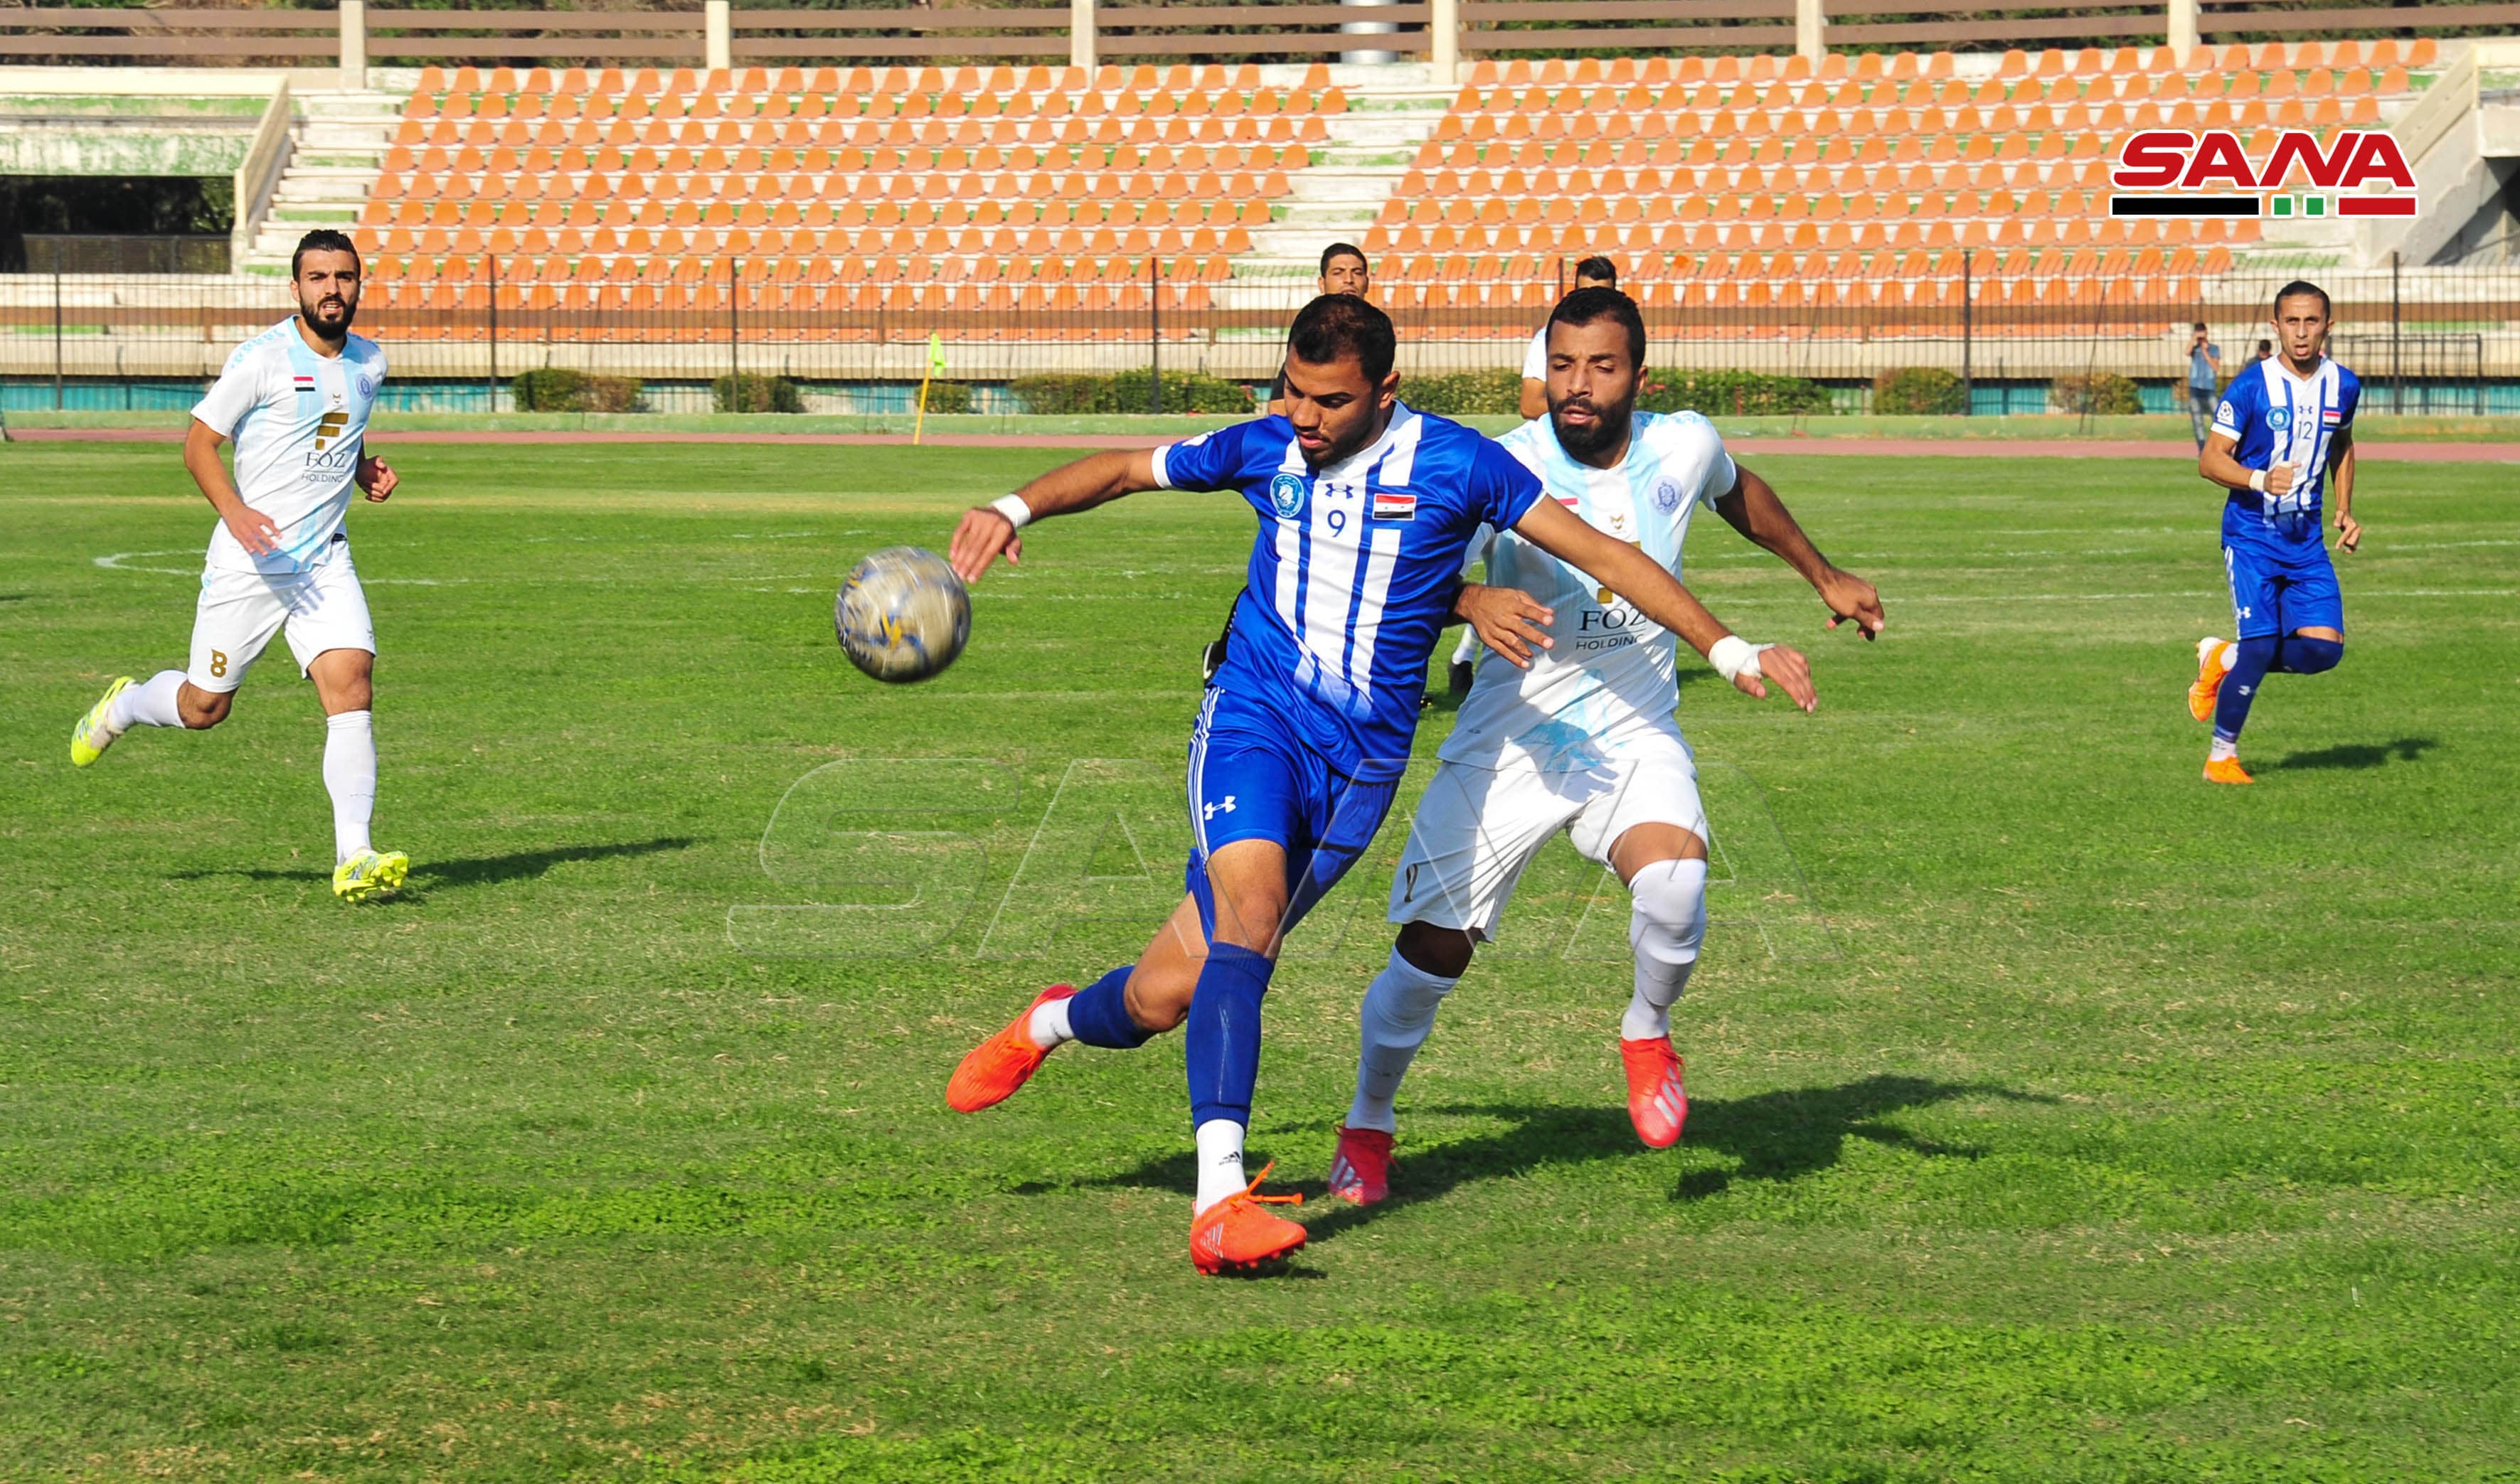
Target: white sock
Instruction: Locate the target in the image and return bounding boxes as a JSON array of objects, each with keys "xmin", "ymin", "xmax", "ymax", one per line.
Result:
[
  {"xmin": 1027, "ymin": 996, "xmax": 1074, "ymax": 1051},
  {"xmin": 112, "ymin": 670, "xmax": 187, "ymax": 731},
  {"xmin": 2218, "ymin": 641, "xmax": 2239, "ymax": 673},
  {"xmin": 324, "ymin": 710, "xmax": 377, "ymax": 865},
  {"xmin": 2209, "ymin": 737, "xmax": 2239, "ymax": 762},
  {"xmin": 1450, "ymin": 629, "xmax": 1478, "ymax": 665},
  {"xmin": 1622, "ymin": 858, "xmax": 1708, "ymax": 1042},
  {"xmin": 1193, "ymin": 1117, "xmax": 1248, "ymax": 1215},
  {"xmin": 1346, "ymin": 946, "xmax": 1460, "ymax": 1133}
]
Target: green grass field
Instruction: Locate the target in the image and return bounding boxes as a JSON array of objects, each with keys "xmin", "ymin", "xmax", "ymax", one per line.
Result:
[{"xmin": 3, "ymin": 439, "xmax": 2516, "ymax": 1482}]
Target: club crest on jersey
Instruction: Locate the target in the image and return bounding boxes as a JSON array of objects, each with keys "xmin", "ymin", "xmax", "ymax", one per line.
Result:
[
  {"xmin": 356, "ymin": 375, "xmax": 376, "ymax": 399},
  {"xmin": 2266, "ymin": 407, "xmax": 2292, "ymax": 431},
  {"xmin": 1653, "ymin": 479, "xmax": 1683, "ymax": 513},
  {"xmin": 1371, "ymin": 489, "xmax": 1417, "ymax": 522},
  {"xmin": 1267, "ymin": 473, "xmax": 1307, "ymax": 518}
]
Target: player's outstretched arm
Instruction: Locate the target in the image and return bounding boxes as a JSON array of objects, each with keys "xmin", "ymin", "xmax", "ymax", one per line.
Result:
[
  {"xmin": 948, "ymin": 448, "xmax": 1161, "ymax": 582},
  {"xmin": 1512, "ymin": 496, "xmax": 1815, "ymax": 711},
  {"xmin": 1713, "ymin": 462, "xmax": 1884, "ymax": 639},
  {"xmin": 183, "ymin": 417, "xmax": 282, "ymax": 556},
  {"xmin": 2328, "ymin": 431, "xmax": 2360, "ymax": 553}
]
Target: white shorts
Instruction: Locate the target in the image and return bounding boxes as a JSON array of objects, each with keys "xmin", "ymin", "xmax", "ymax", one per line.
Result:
[
  {"xmin": 188, "ymin": 548, "xmax": 375, "ymax": 693},
  {"xmin": 1388, "ymin": 737, "xmax": 1707, "ymax": 939}
]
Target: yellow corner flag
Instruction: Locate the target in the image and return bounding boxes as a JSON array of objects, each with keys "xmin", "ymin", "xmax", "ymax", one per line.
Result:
[{"xmin": 914, "ymin": 331, "xmax": 947, "ymax": 444}]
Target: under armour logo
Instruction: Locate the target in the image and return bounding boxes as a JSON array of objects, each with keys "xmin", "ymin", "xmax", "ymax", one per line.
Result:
[
  {"xmin": 2238, "ymin": 606, "xmax": 2253, "ymax": 618},
  {"xmin": 1202, "ymin": 795, "xmax": 1237, "ymax": 820}
]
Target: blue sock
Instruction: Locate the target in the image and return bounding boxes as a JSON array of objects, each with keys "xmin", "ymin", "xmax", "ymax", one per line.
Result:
[
  {"xmin": 2275, "ymin": 636, "xmax": 2344, "ymax": 675},
  {"xmin": 1184, "ymin": 943, "xmax": 1275, "ymax": 1129},
  {"xmin": 2214, "ymin": 635, "xmax": 2277, "ymax": 747},
  {"xmin": 1065, "ymin": 965, "xmax": 1154, "ymax": 1049}
]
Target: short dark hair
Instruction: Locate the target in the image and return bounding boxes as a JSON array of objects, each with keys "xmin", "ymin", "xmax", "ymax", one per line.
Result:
[
  {"xmin": 1546, "ymin": 285, "xmax": 1646, "ymax": 368},
  {"xmin": 1573, "ymin": 255, "xmax": 1618, "ymax": 287},
  {"xmin": 2192, "ymin": 321, "xmax": 2208, "ymax": 333},
  {"xmin": 2274, "ymin": 279, "xmax": 2331, "ymax": 317},
  {"xmin": 292, "ymin": 229, "xmax": 360, "ymax": 279},
  {"xmin": 1288, "ymin": 292, "xmax": 1395, "ymax": 383},
  {"xmin": 1319, "ymin": 242, "xmax": 1368, "ymax": 277}
]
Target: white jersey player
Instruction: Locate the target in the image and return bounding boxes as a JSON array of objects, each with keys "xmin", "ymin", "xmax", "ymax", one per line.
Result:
[
  {"xmin": 1325, "ymin": 287, "xmax": 1886, "ymax": 1205},
  {"xmin": 68, "ymin": 230, "xmax": 411, "ymax": 902}
]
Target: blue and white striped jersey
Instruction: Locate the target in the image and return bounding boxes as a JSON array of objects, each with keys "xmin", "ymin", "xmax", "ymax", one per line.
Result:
[
  {"xmin": 1440, "ymin": 410, "xmax": 1739, "ymax": 773},
  {"xmin": 1155, "ymin": 405, "xmax": 1545, "ymax": 781},
  {"xmin": 191, "ymin": 318, "xmax": 388, "ymax": 574},
  {"xmin": 2211, "ymin": 355, "xmax": 2359, "ymax": 551}
]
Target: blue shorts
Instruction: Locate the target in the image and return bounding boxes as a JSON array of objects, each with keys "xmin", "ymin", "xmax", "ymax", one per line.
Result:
[
  {"xmin": 1184, "ymin": 686, "xmax": 1403, "ymax": 942},
  {"xmin": 2224, "ymin": 540, "xmax": 2342, "ymax": 640}
]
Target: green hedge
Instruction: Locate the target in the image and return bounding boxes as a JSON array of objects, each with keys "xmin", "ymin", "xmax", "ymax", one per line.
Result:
[
  {"xmin": 1637, "ymin": 370, "xmax": 1831, "ymax": 417},
  {"xmin": 1009, "ymin": 370, "xmax": 1250, "ymax": 415},
  {"xmin": 2051, "ymin": 372, "xmax": 2144, "ymax": 416},
  {"xmin": 509, "ymin": 368, "xmax": 642, "ymax": 413},
  {"xmin": 1403, "ymin": 368, "xmax": 1521, "ymax": 416},
  {"xmin": 713, "ymin": 373, "xmax": 803, "ymax": 413},
  {"xmin": 915, "ymin": 380, "xmax": 974, "ymax": 415},
  {"xmin": 1873, "ymin": 367, "xmax": 1967, "ymax": 416}
]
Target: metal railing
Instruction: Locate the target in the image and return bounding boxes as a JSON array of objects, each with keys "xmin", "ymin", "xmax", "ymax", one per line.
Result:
[
  {"xmin": 1, "ymin": 2, "xmax": 2510, "ymax": 76},
  {"xmin": 3, "ymin": 265, "xmax": 2515, "ymax": 413}
]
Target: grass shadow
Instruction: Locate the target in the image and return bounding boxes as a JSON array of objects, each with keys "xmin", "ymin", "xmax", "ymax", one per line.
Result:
[
  {"xmin": 2271, "ymin": 737, "xmax": 2436, "ymax": 772},
  {"xmin": 1021, "ymin": 1074, "xmax": 2053, "ymax": 1247},
  {"xmin": 170, "ymin": 837, "xmax": 698, "ymax": 895}
]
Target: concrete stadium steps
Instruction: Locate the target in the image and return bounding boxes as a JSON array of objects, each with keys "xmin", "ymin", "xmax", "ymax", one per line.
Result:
[
  {"xmin": 1231, "ymin": 66, "xmax": 1450, "ymax": 283},
  {"xmin": 245, "ymin": 89, "xmax": 402, "ymax": 272}
]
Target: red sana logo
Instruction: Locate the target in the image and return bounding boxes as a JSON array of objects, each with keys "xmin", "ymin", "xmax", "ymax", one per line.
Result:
[{"xmin": 2110, "ymin": 129, "xmax": 2417, "ymax": 220}]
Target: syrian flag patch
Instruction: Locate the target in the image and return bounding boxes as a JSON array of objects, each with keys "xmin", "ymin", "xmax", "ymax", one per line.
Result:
[
  {"xmin": 1371, "ymin": 490, "xmax": 1418, "ymax": 522},
  {"xmin": 292, "ymin": 375, "xmax": 317, "ymax": 393},
  {"xmin": 2322, "ymin": 407, "xmax": 2342, "ymax": 425}
]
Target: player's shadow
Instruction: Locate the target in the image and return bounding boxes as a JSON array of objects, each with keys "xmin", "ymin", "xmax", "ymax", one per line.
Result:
[
  {"xmin": 1032, "ymin": 1074, "xmax": 2051, "ymax": 1246},
  {"xmin": 170, "ymin": 837, "xmax": 697, "ymax": 894},
  {"xmin": 417, "ymin": 836, "xmax": 698, "ymax": 890},
  {"xmin": 2271, "ymin": 736, "xmax": 2436, "ymax": 772}
]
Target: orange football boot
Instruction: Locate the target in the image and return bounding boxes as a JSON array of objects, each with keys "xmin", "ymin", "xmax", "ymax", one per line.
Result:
[
  {"xmin": 1189, "ymin": 1161, "xmax": 1306, "ymax": 1274},
  {"xmin": 2203, "ymin": 756, "xmax": 2255, "ymax": 786},
  {"xmin": 1619, "ymin": 1037, "xmax": 1689, "ymax": 1148},
  {"xmin": 2187, "ymin": 637, "xmax": 2235, "ymax": 723},
  {"xmin": 1327, "ymin": 1126, "xmax": 1393, "ymax": 1205},
  {"xmin": 945, "ymin": 983, "xmax": 1075, "ymax": 1113}
]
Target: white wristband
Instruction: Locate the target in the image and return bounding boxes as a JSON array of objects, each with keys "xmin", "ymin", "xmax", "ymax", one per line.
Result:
[
  {"xmin": 2248, "ymin": 469, "xmax": 2268, "ymax": 493},
  {"xmin": 1708, "ymin": 634, "xmax": 1767, "ymax": 683},
  {"xmin": 989, "ymin": 493, "xmax": 1032, "ymax": 530}
]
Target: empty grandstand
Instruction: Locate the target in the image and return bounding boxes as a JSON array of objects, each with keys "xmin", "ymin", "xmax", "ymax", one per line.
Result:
[{"xmin": 3, "ymin": 5, "xmax": 2516, "ymax": 415}]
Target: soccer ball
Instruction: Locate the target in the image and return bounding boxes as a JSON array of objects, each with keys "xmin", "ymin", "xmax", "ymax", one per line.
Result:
[{"xmin": 836, "ymin": 546, "xmax": 971, "ymax": 683}]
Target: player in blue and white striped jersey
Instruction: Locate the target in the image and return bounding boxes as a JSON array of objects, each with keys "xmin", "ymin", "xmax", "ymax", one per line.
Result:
[
  {"xmin": 2186, "ymin": 280, "xmax": 2364, "ymax": 785},
  {"xmin": 940, "ymin": 294, "xmax": 1819, "ymax": 1274}
]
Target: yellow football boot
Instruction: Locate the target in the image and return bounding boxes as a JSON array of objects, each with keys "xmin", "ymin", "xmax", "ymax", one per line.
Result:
[
  {"xmin": 69, "ymin": 676, "xmax": 135, "ymax": 767},
  {"xmin": 331, "ymin": 848, "xmax": 410, "ymax": 902}
]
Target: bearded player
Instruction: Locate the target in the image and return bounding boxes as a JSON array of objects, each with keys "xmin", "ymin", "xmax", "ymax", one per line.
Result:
[
  {"xmin": 2184, "ymin": 280, "xmax": 2362, "ymax": 785},
  {"xmin": 940, "ymin": 294, "xmax": 1817, "ymax": 1275},
  {"xmin": 68, "ymin": 229, "xmax": 408, "ymax": 900},
  {"xmin": 1327, "ymin": 288, "xmax": 1883, "ymax": 1202}
]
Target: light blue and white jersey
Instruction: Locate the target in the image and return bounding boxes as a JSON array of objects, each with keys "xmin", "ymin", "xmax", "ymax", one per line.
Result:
[
  {"xmin": 1155, "ymin": 404, "xmax": 1545, "ymax": 781},
  {"xmin": 1440, "ymin": 410, "xmax": 1739, "ymax": 773},
  {"xmin": 2211, "ymin": 353, "xmax": 2358, "ymax": 552},
  {"xmin": 192, "ymin": 318, "xmax": 388, "ymax": 574}
]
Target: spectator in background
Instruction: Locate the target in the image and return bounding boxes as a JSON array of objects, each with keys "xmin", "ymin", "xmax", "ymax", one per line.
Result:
[
  {"xmin": 1521, "ymin": 257, "xmax": 1620, "ymax": 420},
  {"xmin": 1261, "ymin": 244, "xmax": 1371, "ymax": 417},
  {"xmin": 2254, "ymin": 338, "xmax": 2275, "ymax": 365},
  {"xmin": 2187, "ymin": 321, "xmax": 2224, "ymax": 450},
  {"xmin": 1201, "ymin": 244, "xmax": 1373, "ymax": 680}
]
